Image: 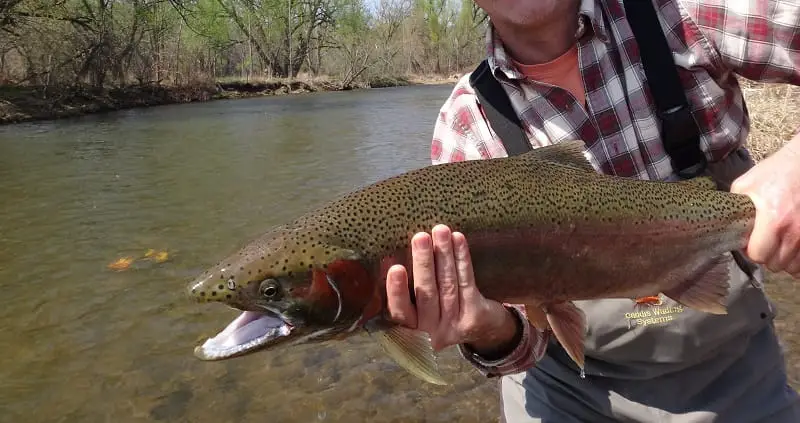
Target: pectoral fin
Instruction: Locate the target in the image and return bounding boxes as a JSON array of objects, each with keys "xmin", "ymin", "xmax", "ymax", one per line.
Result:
[
  {"xmin": 545, "ymin": 302, "xmax": 587, "ymax": 370},
  {"xmin": 365, "ymin": 320, "xmax": 448, "ymax": 385}
]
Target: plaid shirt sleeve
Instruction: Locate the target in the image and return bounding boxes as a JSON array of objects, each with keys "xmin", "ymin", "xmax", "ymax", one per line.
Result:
[
  {"xmin": 430, "ymin": 76, "xmax": 549, "ymax": 377},
  {"xmin": 430, "ymin": 75, "xmax": 510, "ymax": 164},
  {"xmin": 457, "ymin": 305, "xmax": 551, "ymax": 377},
  {"xmin": 683, "ymin": 0, "xmax": 800, "ymax": 85}
]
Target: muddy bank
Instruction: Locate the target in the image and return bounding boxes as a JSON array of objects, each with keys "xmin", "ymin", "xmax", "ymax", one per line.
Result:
[
  {"xmin": 0, "ymin": 84, "xmax": 218, "ymax": 125},
  {"xmin": 0, "ymin": 75, "xmax": 456, "ymax": 125},
  {"xmin": 214, "ymin": 75, "xmax": 412, "ymax": 97}
]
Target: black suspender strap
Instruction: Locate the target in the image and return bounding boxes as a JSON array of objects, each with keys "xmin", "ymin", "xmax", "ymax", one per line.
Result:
[
  {"xmin": 468, "ymin": 60, "xmax": 533, "ymax": 156},
  {"xmin": 623, "ymin": 0, "xmax": 707, "ymax": 177}
]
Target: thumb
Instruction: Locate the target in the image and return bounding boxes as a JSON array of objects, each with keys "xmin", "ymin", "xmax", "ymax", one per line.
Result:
[{"xmin": 730, "ymin": 170, "xmax": 754, "ymax": 196}]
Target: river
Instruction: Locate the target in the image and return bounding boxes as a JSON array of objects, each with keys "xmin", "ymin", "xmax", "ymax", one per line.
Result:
[
  {"xmin": 0, "ymin": 85, "xmax": 508, "ymax": 423},
  {"xmin": 0, "ymin": 84, "xmax": 797, "ymax": 423}
]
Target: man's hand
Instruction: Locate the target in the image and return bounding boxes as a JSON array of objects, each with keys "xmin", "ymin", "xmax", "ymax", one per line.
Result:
[
  {"xmin": 731, "ymin": 135, "xmax": 800, "ymax": 278},
  {"xmin": 385, "ymin": 224, "xmax": 520, "ymax": 355}
]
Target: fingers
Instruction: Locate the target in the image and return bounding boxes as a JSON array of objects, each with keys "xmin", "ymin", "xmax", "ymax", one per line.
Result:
[
  {"xmin": 410, "ymin": 232, "xmax": 440, "ymax": 334},
  {"xmin": 399, "ymin": 226, "xmax": 484, "ymax": 351},
  {"xmin": 452, "ymin": 231, "xmax": 479, "ymax": 301},
  {"xmin": 776, "ymin": 231, "xmax": 800, "ymax": 274},
  {"xmin": 729, "ymin": 174, "xmax": 751, "ymax": 198},
  {"xmin": 432, "ymin": 225, "xmax": 460, "ymax": 322},
  {"xmin": 747, "ymin": 215, "xmax": 780, "ymax": 269},
  {"xmin": 386, "ymin": 264, "xmax": 417, "ymax": 329},
  {"xmin": 787, "ymin": 264, "xmax": 800, "ymax": 279}
]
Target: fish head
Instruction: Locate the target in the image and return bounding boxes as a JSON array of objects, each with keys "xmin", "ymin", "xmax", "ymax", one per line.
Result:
[{"xmin": 188, "ymin": 226, "xmax": 378, "ymax": 361}]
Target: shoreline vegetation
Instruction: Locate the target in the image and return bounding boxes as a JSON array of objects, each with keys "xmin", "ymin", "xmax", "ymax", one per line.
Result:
[
  {"xmin": 0, "ymin": 74, "xmax": 459, "ymax": 125},
  {"xmin": 0, "ymin": 77, "xmax": 795, "ymax": 148}
]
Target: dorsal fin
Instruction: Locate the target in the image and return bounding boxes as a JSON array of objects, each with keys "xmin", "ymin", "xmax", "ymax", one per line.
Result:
[{"xmin": 520, "ymin": 140, "xmax": 595, "ymax": 172}]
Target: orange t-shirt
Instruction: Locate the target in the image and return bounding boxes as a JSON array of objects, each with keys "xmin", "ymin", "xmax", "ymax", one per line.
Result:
[{"xmin": 511, "ymin": 44, "xmax": 586, "ymax": 108}]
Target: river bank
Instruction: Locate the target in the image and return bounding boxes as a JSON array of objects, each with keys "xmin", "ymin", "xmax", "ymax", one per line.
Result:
[{"xmin": 0, "ymin": 74, "xmax": 458, "ymax": 125}]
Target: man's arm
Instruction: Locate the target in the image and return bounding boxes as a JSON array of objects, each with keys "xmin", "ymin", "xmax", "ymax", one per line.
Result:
[
  {"xmin": 683, "ymin": 0, "xmax": 800, "ymax": 277},
  {"xmin": 458, "ymin": 305, "xmax": 551, "ymax": 377},
  {"xmin": 732, "ymin": 129, "xmax": 800, "ymax": 278},
  {"xmin": 683, "ymin": 0, "xmax": 800, "ymax": 85}
]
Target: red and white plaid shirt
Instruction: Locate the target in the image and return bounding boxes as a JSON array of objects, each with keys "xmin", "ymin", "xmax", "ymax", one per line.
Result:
[{"xmin": 442, "ymin": 0, "xmax": 800, "ymax": 377}]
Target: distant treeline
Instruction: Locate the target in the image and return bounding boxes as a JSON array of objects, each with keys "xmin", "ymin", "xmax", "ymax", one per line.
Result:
[{"xmin": 0, "ymin": 0, "xmax": 489, "ymax": 89}]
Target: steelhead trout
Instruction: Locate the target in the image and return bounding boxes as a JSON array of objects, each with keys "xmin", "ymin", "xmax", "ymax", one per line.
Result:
[{"xmin": 186, "ymin": 140, "xmax": 756, "ymax": 385}]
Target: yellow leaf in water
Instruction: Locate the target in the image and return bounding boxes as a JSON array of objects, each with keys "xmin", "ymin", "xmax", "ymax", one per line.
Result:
[
  {"xmin": 154, "ymin": 251, "xmax": 169, "ymax": 263},
  {"xmin": 108, "ymin": 257, "xmax": 134, "ymax": 271}
]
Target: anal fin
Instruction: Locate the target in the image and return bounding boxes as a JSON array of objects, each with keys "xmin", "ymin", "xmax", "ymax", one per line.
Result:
[
  {"xmin": 365, "ymin": 320, "xmax": 448, "ymax": 385},
  {"xmin": 545, "ymin": 302, "xmax": 586, "ymax": 370},
  {"xmin": 663, "ymin": 255, "xmax": 731, "ymax": 315}
]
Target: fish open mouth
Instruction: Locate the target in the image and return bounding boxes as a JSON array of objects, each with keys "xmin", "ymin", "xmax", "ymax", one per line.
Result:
[{"xmin": 193, "ymin": 310, "xmax": 294, "ymax": 360}]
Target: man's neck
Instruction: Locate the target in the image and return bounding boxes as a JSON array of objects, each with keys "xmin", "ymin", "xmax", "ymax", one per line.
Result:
[{"xmin": 492, "ymin": 5, "xmax": 580, "ymax": 65}]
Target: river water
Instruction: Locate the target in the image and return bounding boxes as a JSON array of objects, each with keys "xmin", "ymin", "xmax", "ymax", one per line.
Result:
[
  {"xmin": 0, "ymin": 85, "xmax": 508, "ymax": 423},
  {"xmin": 0, "ymin": 84, "xmax": 797, "ymax": 423}
]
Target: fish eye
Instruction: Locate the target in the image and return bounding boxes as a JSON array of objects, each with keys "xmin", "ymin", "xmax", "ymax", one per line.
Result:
[{"xmin": 260, "ymin": 279, "xmax": 281, "ymax": 299}]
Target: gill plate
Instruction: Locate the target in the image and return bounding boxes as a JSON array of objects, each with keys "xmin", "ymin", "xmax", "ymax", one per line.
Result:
[{"xmin": 326, "ymin": 274, "xmax": 343, "ymax": 323}]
